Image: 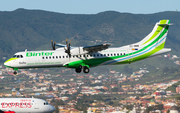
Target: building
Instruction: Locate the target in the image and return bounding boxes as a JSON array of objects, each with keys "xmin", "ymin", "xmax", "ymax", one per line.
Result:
[{"xmin": 176, "ymin": 86, "xmax": 180, "ymax": 93}]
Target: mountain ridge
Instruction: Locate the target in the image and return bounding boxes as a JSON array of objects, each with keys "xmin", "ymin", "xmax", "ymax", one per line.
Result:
[{"xmin": 0, "ymin": 8, "xmax": 179, "ymax": 64}]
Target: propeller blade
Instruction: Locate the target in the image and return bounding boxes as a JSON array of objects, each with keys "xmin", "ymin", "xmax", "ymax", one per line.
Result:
[
  {"xmin": 68, "ymin": 42, "xmax": 71, "ymax": 53},
  {"xmin": 51, "ymin": 40, "xmax": 56, "ymax": 50},
  {"xmin": 54, "ymin": 41, "xmax": 56, "ymax": 50},
  {"xmin": 64, "ymin": 39, "xmax": 71, "ymax": 57}
]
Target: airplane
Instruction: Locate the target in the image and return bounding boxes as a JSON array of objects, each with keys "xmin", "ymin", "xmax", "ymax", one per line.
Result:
[
  {"xmin": 0, "ymin": 98, "xmax": 55, "ymax": 113},
  {"xmin": 4, "ymin": 20, "xmax": 172, "ymax": 74}
]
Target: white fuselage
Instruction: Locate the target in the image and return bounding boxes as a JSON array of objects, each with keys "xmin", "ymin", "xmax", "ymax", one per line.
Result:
[
  {"xmin": 0, "ymin": 98, "xmax": 55, "ymax": 113},
  {"xmin": 5, "ymin": 45, "xmax": 171, "ymax": 69},
  {"xmin": 5, "ymin": 47, "xmax": 130, "ymax": 69}
]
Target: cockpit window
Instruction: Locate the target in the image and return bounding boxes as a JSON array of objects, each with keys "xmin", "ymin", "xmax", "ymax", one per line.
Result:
[
  {"xmin": 44, "ymin": 102, "xmax": 49, "ymax": 105},
  {"xmin": 12, "ymin": 55, "xmax": 23, "ymax": 58}
]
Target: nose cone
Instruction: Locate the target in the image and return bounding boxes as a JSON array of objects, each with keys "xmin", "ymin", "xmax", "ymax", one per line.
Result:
[
  {"xmin": 4, "ymin": 58, "xmax": 18, "ymax": 68},
  {"xmin": 4, "ymin": 60, "xmax": 10, "ymax": 67},
  {"xmin": 51, "ymin": 106, "xmax": 55, "ymax": 112},
  {"xmin": 49, "ymin": 105, "xmax": 55, "ymax": 113}
]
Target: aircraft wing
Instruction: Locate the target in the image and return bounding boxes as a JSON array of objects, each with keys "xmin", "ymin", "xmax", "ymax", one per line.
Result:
[{"xmin": 83, "ymin": 43, "xmax": 111, "ymax": 53}]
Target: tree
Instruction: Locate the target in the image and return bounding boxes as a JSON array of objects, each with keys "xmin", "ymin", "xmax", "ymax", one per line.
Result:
[
  {"xmin": 55, "ymin": 102, "xmax": 59, "ymax": 113},
  {"xmin": 50, "ymin": 97, "xmax": 55, "ymax": 103},
  {"xmin": 49, "ymin": 83, "xmax": 53, "ymax": 91},
  {"xmin": 123, "ymin": 65, "xmax": 132, "ymax": 74},
  {"xmin": 15, "ymin": 88, "xmax": 20, "ymax": 91},
  {"xmin": 163, "ymin": 67, "xmax": 170, "ymax": 73},
  {"xmin": 57, "ymin": 99, "xmax": 65, "ymax": 105},
  {"xmin": 111, "ymin": 87, "xmax": 118, "ymax": 92},
  {"xmin": 71, "ymin": 96, "xmax": 77, "ymax": 100}
]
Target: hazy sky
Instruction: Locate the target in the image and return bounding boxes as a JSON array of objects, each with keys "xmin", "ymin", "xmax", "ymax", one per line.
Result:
[{"xmin": 0, "ymin": 0, "xmax": 179, "ymax": 14}]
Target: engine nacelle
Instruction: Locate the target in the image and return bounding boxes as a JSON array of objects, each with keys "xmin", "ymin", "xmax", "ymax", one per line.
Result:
[{"xmin": 71, "ymin": 47, "xmax": 88, "ymax": 55}]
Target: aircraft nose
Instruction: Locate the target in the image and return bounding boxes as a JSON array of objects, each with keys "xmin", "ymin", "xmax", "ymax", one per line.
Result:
[
  {"xmin": 50, "ymin": 105, "xmax": 55, "ymax": 112},
  {"xmin": 4, "ymin": 60, "xmax": 10, "ymax": 67}
]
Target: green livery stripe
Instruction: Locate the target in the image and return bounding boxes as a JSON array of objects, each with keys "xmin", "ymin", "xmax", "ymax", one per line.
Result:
[
  {"xmin": 65, "ymin": 55, "xmax": 127, "ymax": 68},
  {"xmin": 115, "ymin": 42, "xmax": 165, "ymax": 64},
  {"xmin": 65, "ymin": 21, "xmax": 169, "ymax": 68},
  {"xmin": 142, "ymin": 20, "xmax": 168, "ymax": 45},
  {"xmin": 66, "ymin": 41, "xmax": 164, "ymax": 68}
]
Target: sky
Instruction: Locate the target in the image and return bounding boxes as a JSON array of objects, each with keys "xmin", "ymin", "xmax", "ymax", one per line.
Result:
[{"xmin": 0, "ymin": 0, "xmax": 179, "ymax": 14}]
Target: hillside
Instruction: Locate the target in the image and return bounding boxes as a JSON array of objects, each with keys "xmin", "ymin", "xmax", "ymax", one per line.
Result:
[{"xmin": 0, "ymin": 9, "xmax": 180, "ymax": 69}]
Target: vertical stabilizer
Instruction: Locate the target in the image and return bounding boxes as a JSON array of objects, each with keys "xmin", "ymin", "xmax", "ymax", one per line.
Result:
[{"xmin": 138, "ymin": 20, "xmax": 171, "ymax": 49}]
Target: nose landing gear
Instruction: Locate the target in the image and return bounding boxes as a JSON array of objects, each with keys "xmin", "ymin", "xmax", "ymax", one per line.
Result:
[
  {"xmin": 13, "ymin": 71, "xmax": 17, "ymax": 75},
  {"xmin": 13, "ymin": 68, "xmax": 18, "ymax": 75}
]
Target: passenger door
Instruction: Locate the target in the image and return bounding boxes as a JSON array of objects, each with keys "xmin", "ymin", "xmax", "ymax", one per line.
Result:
[
  {"xmin": 34, "ymin": 101, "xmax": 39, "ymax": 109},
  {"xmin": 128, "ymin": 45, "xmax": 134, "ymax": 63}
]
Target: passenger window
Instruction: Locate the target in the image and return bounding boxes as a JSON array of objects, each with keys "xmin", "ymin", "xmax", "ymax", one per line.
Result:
[
  {"xmin": 124, "ymin": 53, "xmax": 126, "ymax": 55},
  {"xmin": 117, "ymin": 53, "xmax": 119, "ymax": 56},
  {"xmin": 87, "ymin": 55, "xmax": 89, "ymax": 57},
  {"xmin": 83, "ymin": 55, "xmax": 86, "ymax": 57},
  {"xmin": 53, "ymin": 56, "xmax": 54, "ymax": 59},
  {"xmin": 59, "ymin": 56, "xmax": 61, "ymax": 58},
  {"xmin": 104, "ymin": 54, "xmax": 106, "ymax": 56},
  {"xmin": 111, "ymin": 54, "xmax": 113, "ymax": 56},
  {"xmin": 79, "ymin": 55, "xmax": 81, "ymax": 57},
  {"xmin": 17, "ymin": 55, "xmax": 20, "ymax": 58},
  {"xmin": 42, "ymin": 57, "xmax": 44, "ymax": 59},
  {"xmin": 90, "ymin": 54, "xmax": 92, "ymax": 57},
  {"xmin": 46, "ymin": 57, "xmax": 48, "ymax": 59},
  {"xmin": 49, "ymin": 56, "xmax": 51, "ymax": 59},
  {"xmin": 66, "ymin": 56, "xmax": 68, "ymax": 58},
  {"xmin": 107, "ymin": 54, "xmax": 109, "ymax": 56},
  {"xmin": 93, "ymin": 54, "xmax": 96, "ymax": 57},
  {"xmin": 114, "ymin": 54, "xmax": 116, "ymax": 56},
  {"xmin": 97, "ymin": 54, "xmax": 99, "ymax": 57},
  {"xmin": 121, "ymin": 53, "xmax": 122, "ymax": 56},
  {"xmin": 56, "ymin": 56, "xmax": 58, "ymax": 59},
  {"xmin": 63, "ymin": 56, "xmax": 64, "ymax": 58}
]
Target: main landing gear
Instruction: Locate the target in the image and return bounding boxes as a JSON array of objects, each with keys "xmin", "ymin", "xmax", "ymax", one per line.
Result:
[{"xmin": 75, "ymin": 65, "xmax": 90, "ymax": 73}]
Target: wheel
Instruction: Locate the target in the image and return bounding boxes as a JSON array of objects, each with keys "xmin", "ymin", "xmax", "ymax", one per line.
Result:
[
  {"xmin": 75, "ymin": 68, "xmax": 82, "ymax": 73},
  {"xmin": 14, "ymin": 71, "xmax": 17, "ymax": 75},
  {"xmin": 83, "ymin": 66, "xmax": 90, "ymax": 73}
]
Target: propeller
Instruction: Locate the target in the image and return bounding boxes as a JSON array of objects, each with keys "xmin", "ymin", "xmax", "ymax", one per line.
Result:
[
  {"xmin": 51, "ymin": 40, "xmax": 56, "ymax": 50},
  {"xmin": 64, "ymin": 39, "xmax": 71, "ymax": 56}
]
